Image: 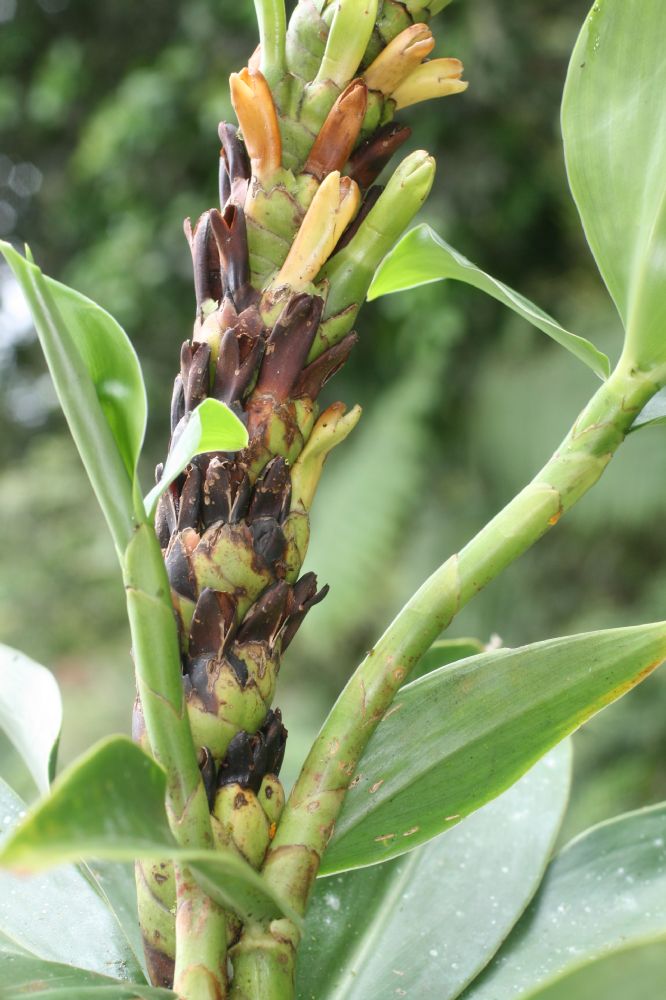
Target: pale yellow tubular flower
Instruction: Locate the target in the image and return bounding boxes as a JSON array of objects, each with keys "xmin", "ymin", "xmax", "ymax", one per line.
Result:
[
  {"xmin": 391, "ymin": 58, "xmax": 468, "ymax": 110},
  {"xmin": 229, "ymin": 67, "xmax": 282, "ymax": 183},
  {"xmin": 363, "ymin": 24, "xmax": 435, "ymax": 95},
  {"xmin": 274, "ymin": 172, "xmax": 361, "ymax": 290}
]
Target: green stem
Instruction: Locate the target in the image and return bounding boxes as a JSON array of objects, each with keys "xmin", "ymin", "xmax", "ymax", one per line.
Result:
[
  {"xmin": 229, "ymin": 921, "xmax": 298, "ymax": 1000},
  {"xmin": 173, "ymin": 866, "xmax": 229, "ymax": 1000},
  {"xmin": 122, "ymin": 515, "xmax": 228, "ymax": 995},
  {"xmin": 254, "ymin": 0, "xmax": 287, "ymax": 88},
  {"xmin": 262, "ymin": 358, "xmax": 662, "ymax": 915},
  {"xmin": 123, "ymin": 518, "xmax": 211, "ymax": 844}
]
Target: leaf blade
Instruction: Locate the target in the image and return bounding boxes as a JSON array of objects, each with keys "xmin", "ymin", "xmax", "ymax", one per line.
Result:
[
  {"xmin": 562, "ymin": 0, "xmax": 666, "ymax": 370},
  {"xmin": 0, "ymin": 644, "xmax": 62, "ymax": 795},
  {"xmin": 0, "ymin": 937, "xmax": 174, "ymax": 1000},
  {"xmin": 0, "ymin": 242, "xmax": 146, "ymax": 549},
  {"xmin": 630, "ymin": 387, "xmax": 666, "ymax": 432},
  {"xmin": 462, "ymin": 804, "xmax": 666, "ymax": 999},
  {"xmin": 297, "ymin": 745, "xmax": 571, "ymax": 1000},
  {"xmin": 321, "ymin": 622, "xmax": 666, "ymax": 874},
  {"xmin": 0, "ymin": 737, "xmax": 300, "ymax": 928},
  {"xmin": 409, "ymin": 637, "xmax": 485, "ymax": 683},
  {"xmin": 0, "ymin": 779, "xmax": 145, "ymax": 983},
  {"xmin": 367, "ymin": 225, "xmax": 610, "ymax": 379},
  {"xmin": 528, "ymin": 944, "xmax": 666, "ymax": 1000}
]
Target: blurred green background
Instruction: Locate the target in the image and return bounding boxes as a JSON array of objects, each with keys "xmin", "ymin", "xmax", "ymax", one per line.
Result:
[{"xmin": 1, "ymin": 0, "xmax": 664, "ymax": 844}]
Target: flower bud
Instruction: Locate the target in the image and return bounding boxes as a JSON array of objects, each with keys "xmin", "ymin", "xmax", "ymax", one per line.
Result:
[
  {"xmin": 304, "ymin": 79, "xmax": 368, "ymax": 181},
  {"xmin": 229, "ymin": 68, "xmax": 282, "ymax": 184},
  {"xmin": 363, "ymin": 24, "xmax": 435, "ymax": 96},
  {"xmin": 391, "ymin": 58, "xmax": 468, "ymax": 110},
  {"xmin": 273, "ymin": 172, "xmax": 360, "ymax": 290},
  {"xmin": 213, "ymin": 783, "xmax": 271, "ymax": 868},
  {"xmin": 321, "ymin": 150, "xmax": 435, "ymax": 321},
  {"xmin": 290, "ymin": 402, "xmax": 362, "ymax": 512},
  {"xmin": 347, "ymin": 123, "xmax": 412, "ymax": 189}
]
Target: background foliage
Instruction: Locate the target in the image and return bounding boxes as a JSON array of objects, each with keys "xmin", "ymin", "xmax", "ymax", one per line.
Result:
[{"xmin": 1, "ymin": 0, "xmax": 665, "ymax": 844}]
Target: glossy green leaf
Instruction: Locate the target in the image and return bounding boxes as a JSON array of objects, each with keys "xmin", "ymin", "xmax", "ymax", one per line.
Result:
[
  {"xmin": 562, "ymin": 0, "xmax": 666, "ymax": 370},
  {"xmin": 367, "ymin": 225, "xmax": 610, "ymax": 379},
  {"xmin": 462, "ymin": 803, "xmax": 666, "ymax": 1000},
  {"xmin": 143, "ymin": 398, "xmax": 249, "ymax": 517},
  {"xmin": 297, "ymin": 744, "xmax": 571, "ymax": 1000},
  {"xmin": 83, "ymin": 862, "xmax": 146, "ymax": 981},
  {"xmin": 0, "ymin": 644, "xmax": 61, "ymax": 795},
  {"xmin": 0, "ymin": 736, "xmax": 300, "ymax": 928},
  {"xmin": 409, "ymin": 637, "xmax": 485, "ymax": 683},
  {"xmin": 322, "ymin": 621, "xmax": 666, "ymax": 874},
  {"xmin": 0, "ymin": 779, "xmax": 145, "ymax": 982},
  {"xmin": 0, "ymin": 241, "xmax": 146, "ymax": 549},
  {"xmin": 0, "ymin": 939, "xmax": 173, "ymax": 1000},
  {"xmin": 530, "ymin": 943, "xmax": 666, "ymax": 1000}
]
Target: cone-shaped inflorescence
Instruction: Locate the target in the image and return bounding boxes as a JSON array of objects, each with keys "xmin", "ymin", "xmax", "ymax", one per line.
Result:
[{"xmin": 133, "ymin": 0, "xmax": 465, "ymax": 988}]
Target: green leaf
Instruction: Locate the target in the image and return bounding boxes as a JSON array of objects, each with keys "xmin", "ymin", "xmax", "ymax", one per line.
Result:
[
  {"xmin": 631, "ymin": 387, "xmax": 666, "ymax": 431},
  {"xmin": 0, "ymin": 939, "xmax": 173, "ymax": 999},
  {"xmin": 0, "ymin": 644, "xmax": 62, "ymax": 795},
  {"xmin": 562, "ymin": 0, "xmax": 666, "ymax": 371},
  {"xmin": 409, "ymin": 637, "xmax": 485, "ymax": 683},
  {"xmin": 367, "ymin": 225, "xmax": 610, "ymax": 380},
  {"xmin": 0, "ymin": 736, "xmax": 300, "ymax": 928},
  {"xmin": 529, "ymin": 944, "xmax": 666, "ymax": 1000},
  {"xmin": 0, "ymin": 241, "xmax": 147, "ymax": 550},
  {"xmin": 143, "ymin": 398, "xmax": 248, "ymax": 517},
  {"xmin": 297, "ymin": 744, "xmax": 571, "ymax": 1000},
  {"xmin": 83, "ymin": 862, "xmax": 146, "ymax": 981},
  {"xmin": 321, "ymin": 621, "xmax": 666, "ymax": 874},
  {"xmin": 462, "ymin": 803, "xmax": 666, "ymax": 1000},
  {"xmin": 0, "ymin": 778, "xmax": 145, "ymax": 982}
]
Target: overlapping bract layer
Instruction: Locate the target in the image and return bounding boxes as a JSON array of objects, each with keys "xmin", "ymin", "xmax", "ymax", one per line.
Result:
[{"xmin": 134, "ymin": 0, "xmax": 466, "ymax": 987}]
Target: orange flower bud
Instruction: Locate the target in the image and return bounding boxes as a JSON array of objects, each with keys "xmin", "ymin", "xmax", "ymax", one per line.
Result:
[{"xmin": 229, "ymin": 67, "xmax": 282, "ymax": 184}]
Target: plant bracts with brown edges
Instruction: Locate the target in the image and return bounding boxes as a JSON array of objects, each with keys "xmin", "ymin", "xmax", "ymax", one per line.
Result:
[{"xmin": 132, "ymin": 0, "xmax": 466, "ymax": 988}]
